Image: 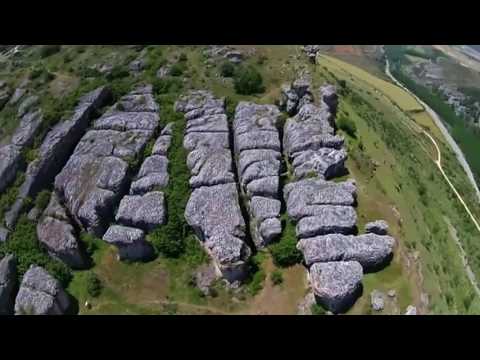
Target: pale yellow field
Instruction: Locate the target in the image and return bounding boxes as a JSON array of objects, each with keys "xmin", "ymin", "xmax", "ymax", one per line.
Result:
[{"xmin": 319, "ymin": 54, "xmax": 424, "ymax": 112}]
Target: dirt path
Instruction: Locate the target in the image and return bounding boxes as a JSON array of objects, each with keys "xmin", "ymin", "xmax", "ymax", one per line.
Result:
[
  {"xmin": 385, "ymin": 57, "xmax": 480, "ymax": 203},
  {"xmin": 384, "ymin": 57, "xmax": 480, "ymax": 297}
]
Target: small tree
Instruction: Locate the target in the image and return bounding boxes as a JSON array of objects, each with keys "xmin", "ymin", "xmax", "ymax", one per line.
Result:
[
  {"xmin": 86, "ymin": 271, "xmax": 102, "ymax": 298},
  {"xmin": 220, "ymin": 62, "xmax": 235, "ymax": 77},
  {"xmin": 233, "ymin": 65, "xmax": 265, "ymax": 95}
]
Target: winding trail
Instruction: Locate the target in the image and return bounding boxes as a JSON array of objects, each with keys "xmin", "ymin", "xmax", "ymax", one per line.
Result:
[
  {"xmin": 385, "ymin": 58, "xmax": 480, "ymax": 203},
  {"xmin": 384, "ymin": 57, "xmax": 480, "ymax": 298}
]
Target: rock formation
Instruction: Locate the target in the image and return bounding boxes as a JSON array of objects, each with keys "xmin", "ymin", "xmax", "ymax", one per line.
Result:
[
  {"xmin": 4, "ymin": 86, "xmax": 112, "ymax": 229},
  {"xmin": 283, "ymin": 83, "xmax": 396, "ymax": 313},
  {"xmin": 55, "ymin": 84, "xmax": 159, "ymax": 237},
  {"xmin": 233, "ymin": 102, "xmax": 282, "ymax": 247},
  {"xmin": 15, "ymin": 265, "xmax": 72, "ymax": 315},
  {"xmin": 176, "ymin": 91, "xmax": 251, "ymax": 282},
  {"xmin": 0, "ymin": 254, "xmax": 17, "ymax": 315},
  {"xmin": 37, "ymin": 193, "xmax": 88, "ymax": 269},
  {"xmin": 100, "ymin": 85, "xmax": 165, "ymax": 261},
  {"xmin": 103, "ymin": 225, "xmax": 154, "ymax": 261}
]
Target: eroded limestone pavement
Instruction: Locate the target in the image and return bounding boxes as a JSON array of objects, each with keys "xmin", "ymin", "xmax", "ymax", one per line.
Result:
[
  {"xmin": 0, "ymin": 65, "xmax": 396, "ymax": 314},
  {"xmin": 282, "ymin": 79, "xmax": 395, "ymax": 314}
]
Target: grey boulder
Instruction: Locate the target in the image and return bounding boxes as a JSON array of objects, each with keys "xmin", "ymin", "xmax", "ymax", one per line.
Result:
[
  {"xmin": 103, "ymin": 225, "xmax": 154, "ymax": 261},
  {"xmin": 309, "ymin": 261, "xmax": 363, "ymax": 314},
  {"xmin": 37, "ymin": 194, "xmax": 87, "ymax": 269},
  {"xmin": 365, "ymin": 220, "xmax": 389, "ymax": 235},
  {"xmin": 0, "ymin": 254, "xmax": 17, "ymax": 315},
  {"xmin": 115, "ymin": 191, "xmax": 166, "ymax": 231},
  {"xmin": 15, "ymin": 265, "xmax": 72, "ymax": 315},
  {"xmin": 297, "ymin": 233, "xmax": 395, "ymax": 270}
]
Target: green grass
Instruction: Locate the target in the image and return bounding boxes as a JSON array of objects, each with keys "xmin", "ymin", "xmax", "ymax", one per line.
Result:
[{"xmin": 319, "ymin": 58, "xmax": 480, "ymax": 314}]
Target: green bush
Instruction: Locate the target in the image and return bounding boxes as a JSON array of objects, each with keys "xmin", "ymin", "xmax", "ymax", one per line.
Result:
[
  {"xmin": 35, "ymin": 190, "xmax": 51, "ymax": 212},
  {"xmin": 149, "ymin": 98, "xmax": 191, "ymax": 258},
  {"xmin": 0, "ymin": 215, "xmax": 72, "ymax": 286},
  {"xmin": 169, "ymin": 63, "xmax": 186, "ymax": 77},
  {"xmin": 247, "ymin": 269, "xmax": 266, "ymax": 296},
  {"xmin": 0, "ymin": 173, "xmax": 25, "ymax": 220},
  {"xmin": 80, "ymin": 232, "xmax": 100, "ymax": 256},
  {"xmin": 150, "ymin": 215, "xmax": 186, "ymax": 258},
  {"xmin": 39, "ymin": 45, "xmax": 61, "ymax": 58},
  {"xmin": 337, "ymin": 116, "xmax": 357, "ymax": 138},
  {"xmin": 86, "ymin": 271, "xmax": 102, "ymax": 297},
  {"xmin": 269, "ymin": 220, "xmax": 302, "ymax": 267},
  {"xmin": 220, "ymin": 61, "xmax": 235, "ymax": 77},
  {"xmin": 233, "ymin": 65, "xmax": 265, "ymax": 95},
  {"xmin": 152, "ymin": 77, "xmax": 183, "ymax": 95},
  {"xmin": 106, "ymin": 65, "xmax": 129, "ymax": 81},
  {"xmin": 271, "ymin": 270, "xmax": 283, "ymax": 286}
]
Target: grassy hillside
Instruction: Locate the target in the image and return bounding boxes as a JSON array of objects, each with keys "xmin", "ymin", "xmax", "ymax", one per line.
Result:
[{"xmin": 318, "ymin": 54, "xmax": 480, "ymax": 314}]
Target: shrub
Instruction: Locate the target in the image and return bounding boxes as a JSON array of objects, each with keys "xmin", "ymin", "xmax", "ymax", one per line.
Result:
[
  {"xmin": 178, "ymin": 53, "xmax": 188, "ymax": 62},
  {"xmin": 152, "ymin": 77, "xmax": 183, "ymax": 95},
  {"xmin": 0, "ymin": 216, "xmax": 72, "ymax": 286},
  {"xmin": 247, "ymin": 269, "xmax": 266, "ymax": 296},
  {"xmin": 169, "ymin": 63, "xmax": 186, "ymax": 77},
  {"xmin": 86, "ymin": 271, "xmax": 103, "ymax": 297},
  {"xmin": 220, "ymin": 61, "xmax": 235, "ymax": 77},
  {"xmin": 0, "ymin": 173, "xmax": 25, "ymax": 220},
  {"xmin": 150, "ymin": 215, "xmax": 186, "ymax": 258},
  {"xmin": 106, "ymin": 66, "xmax": 129, "ymax": 81},
  {"xmin": 39, "ymin": 45, "xmax": 61, "ymax": 58},
  {"xmin": 233, "ymin": 65, "xmax": 265, "ymax": 95},
  {"xmin": 35, "ymin": 190, "xmax": 51, "ymax": 212},
  {"xmin": 337, "ymin": 116, "xmax": 357, "ymax": 138},
  {"xmin": 80, "ymin": 232, "xmax": 100, "ymax": 256},
  {"xmin": 269, "ymin": 220, "xmax": 302, "ymax": 267},
  {"xmin": 271, "ymin": 270, "xmax": 283, "ymax": 286}
]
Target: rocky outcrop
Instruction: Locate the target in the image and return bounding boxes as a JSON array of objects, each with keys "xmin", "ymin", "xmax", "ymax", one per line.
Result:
[
  {"xmin": 37, "ymin": 194, "xmax": 87, "ymax": 269},
  {"xmin": 176, "ymin": 91, "xmax": 251, "ymax": 282},
  {"xmin": 297, "ymin": 233, "xmax": 395, "ymax": 271},
  {"xmin": 371, "ymin": 290, "xmax": 385, "ymax": 311},
  {"xmin": 303, "ymin": 45, "xmax": 321, "ymax": 63},
  {"xmin": 185, "ymin": 183, "xmax": 251, "ymax": 282},
  {"xmin": 0, "ymin": 254, "xmax": 17, "ymax": 315},
  {"xmin": 11, "ymin": 108, "xmax": 43, "ymax": 148},
  {"xmin": 0, "ymin": 81, "xmax": 11, "ymax": 110},
  {"xmin": 55, "ymin": 85, "xmax": 159, "ymax": 237},
  {"xmin": 283, "ymin": 83, "xmax": 396, "ymax": 313},
  {"xmin": 285, "ymin": 178, "xmax": 357, "ymax": 238},
  {"xmin": 103, "ymin": 225, "xmax": 154, "ymax": 261},
  {"xmin": 309, "ymin": 261, "xmax": 363, "ymax": 314},
  {"xmin": 116, "ymin": 191, "xmax": 166, "ymax": 231},
  {"xmin": 0, "ymin": 144, "xmax": 22, "ymax": 194},
  {"xmin": 0, "ymin": 227, "xmax": 9, "ymax": 242},
  {"xmin": 4, "ymin": 86, "xmax": 112, "ymax": 229},
  {"xmin": 233, "ymin": 102, "xmax": 282, "ymax": 247},
  {"xmin": 365, "ymin": 220, "xmax": 389, "ymax": 235},
  {"xmin": 203, "ymin": 46, "xmax": 245, "ymax": 64},
  {"xmin": 279, "ymin": 78, "xmax": 314, "ymax": 115},
  {"xmin": 284, "ymin": 90, "xmax": 346, "ymax": 180},
  {"xmin": 130, "ymin": 155, "xmax": 169, "ymax": 195},
  {"xmin": 106, "ymin": 108, "xmax": 171, "ymax": 261},
  {"xmin": 14, "ymin": 265, "xmax": 72, "ymax": 315}
]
